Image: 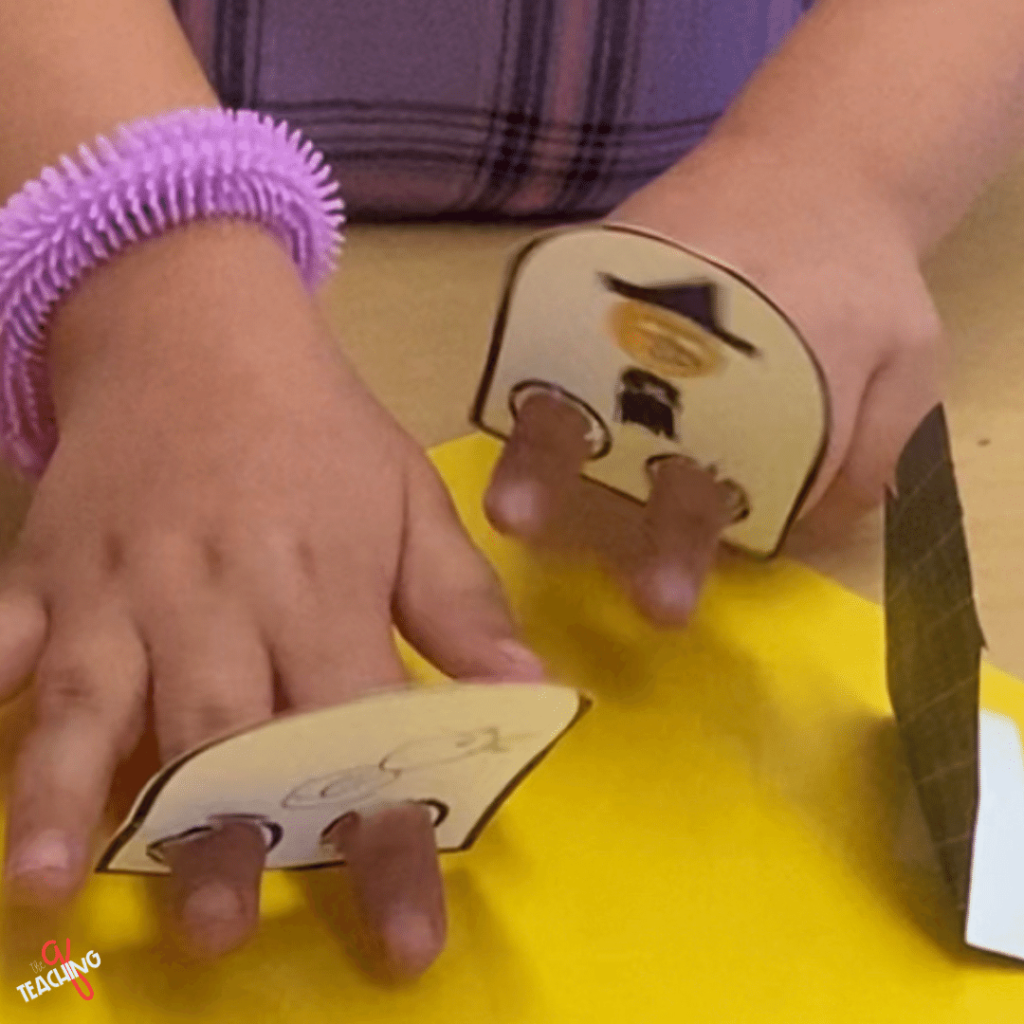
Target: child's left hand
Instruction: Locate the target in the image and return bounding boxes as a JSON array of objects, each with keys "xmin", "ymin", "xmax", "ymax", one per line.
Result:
[{"xmin": 483, "ymin": 135, "xmax": 943, "ymax": 624}]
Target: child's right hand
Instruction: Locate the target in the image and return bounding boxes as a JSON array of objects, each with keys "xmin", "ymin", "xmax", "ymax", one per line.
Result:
[
  {"xmin": 0, "ymin": 221, "xmax": 544, "ymax": 975},
  {"xmin": 484, "ymin": 135, "xmax": 943, "ymax": 625}
]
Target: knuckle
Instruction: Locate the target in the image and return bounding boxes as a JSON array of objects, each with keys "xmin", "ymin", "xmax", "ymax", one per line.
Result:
[
  {"xmin": 35, "ymin": 661, "xmax": 107, "ymax": 722},
  {"xmin": 170, "ymin": 693, "xmax": 263, "ymax": 750},
  {"xmin": 131, "ymin": 531, "xmax": 194, "ymax": 587},
  {"xmin": 100, "ymin": 532, "xmax": 127, "ymax": 576},
  {"xmin": 899, "ymin": 293, "xmax": 943, "ymax": 357},
  {"xmin": 0, "ymin": 584, "xmax": 46, "ymax": 628},
  {"xmin": 9, "ymin": 530, "xmax": 54, "ymax": 577},
  {"xmin": 131, "ymin": 530, "xmax": 228, "ymax": 595},
  {"xmin": 113, "ymin": 702, "xmax": 146, "ymax": 757},
  {"xmin": 241, "ymin": 526, "xmax": 320, "ymax": 600},
  {"xmin": 257, "ymin": 525, "xmax": 309, "ymax": 569},
  {"xmin": 293, "ymin": 538, "xmax": 318, "ymax": 582},
  {"xmin": 199, "ymin": 536, "xmax": 227, "ymax": 582},
  {"xmin": 192, "ymin": 698, "xmax": 242, "ymax": 739}
]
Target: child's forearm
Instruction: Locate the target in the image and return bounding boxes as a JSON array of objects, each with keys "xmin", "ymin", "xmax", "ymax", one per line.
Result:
[
  {"xmin": 704, "ymin": 0, "xmax": 1024, "ymax": 254},
  {"xmin": 0, "ymin": 4, "xmax": 329, "ymax": 443},
  {"xmin": 0, "ymin": 0, "xmax": 215, "ymax": 200}
]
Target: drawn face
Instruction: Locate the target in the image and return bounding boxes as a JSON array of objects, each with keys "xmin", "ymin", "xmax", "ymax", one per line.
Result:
[
  {"xmin": 281, "ymin": 730, "xmax": 538, "ymax": 812},
  {"xmin": 609, "ymin": 300, "xmax": 723, "ymax": 379},
  {"xmin": 283, "ymin": 764, "xmax": 396, "ymax": 809},
  {"xmin": 616, "ymin": 367, "xmax": 680, "ymax": 439},
  {"xmin": 381, "ymin": 728, "xmax": 513, "ymax": 772}
]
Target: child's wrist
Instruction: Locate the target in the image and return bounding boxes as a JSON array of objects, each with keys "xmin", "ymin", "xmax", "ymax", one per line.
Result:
[
  {"xmin": 48, "ymin": 220, "xmax": 334, "ymax": 424},
  {"xmin": 0, "ymin": 107, "xmax": 343, "ymax": 476}
]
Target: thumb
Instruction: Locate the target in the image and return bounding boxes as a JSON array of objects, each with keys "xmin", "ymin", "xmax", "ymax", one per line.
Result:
[
  {"xmin": 812, "ymin": 328, "xmax": 942, "ymax": 526},
  {"xmin": 393, "ymin": 458, "xmax": 546, "ymax": 683}
]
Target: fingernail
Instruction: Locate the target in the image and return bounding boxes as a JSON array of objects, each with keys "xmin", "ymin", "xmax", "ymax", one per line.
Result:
[
  {"xmin": 496, "ymin": 640, "xmax": 547, "ymax": 681},
  {"xmin": 489, "ymin": 481, "xmax": 544, "ymax": 536},
  {"xmin": 383, "ymin": 908, "xmax": 441, "ymax": 976},
  {"xmin": 639, "ymin": 570, "xmax": 698, "ymax": 626},
  {"xmin": 182, "ymin": 882, "xmax": 243, "ymax": 930},
  {"xmin": 6, "ymin": 831, "xmax": 73, "ymax": 881},
  {"xmin": 180, "ymin": 882, "xmax": 250, "ymax": 959}
]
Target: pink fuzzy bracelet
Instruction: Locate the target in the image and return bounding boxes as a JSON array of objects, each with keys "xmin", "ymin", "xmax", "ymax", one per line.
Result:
[{"xmin": 0, "ymin": 107, "xmax": 345, "ymax": 477}]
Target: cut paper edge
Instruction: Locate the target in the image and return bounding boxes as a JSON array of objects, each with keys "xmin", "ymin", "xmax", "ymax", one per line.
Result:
[{"xmin": 966, "ymin": 709, "xmax": 1024, "ymax": 958}]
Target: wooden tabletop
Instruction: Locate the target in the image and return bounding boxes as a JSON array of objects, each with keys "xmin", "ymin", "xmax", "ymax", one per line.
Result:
[{"xmin": 322, "ymin": 156, "xmax": 1024, "ymax": 682}]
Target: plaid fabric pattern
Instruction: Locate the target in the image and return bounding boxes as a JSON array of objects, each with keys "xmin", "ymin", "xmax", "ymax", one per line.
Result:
[
  {"xmin": 884, "ymin": 405, "xmax": 984, "ymax": 915},
  {"xmin": 171, "ymin": 0, "xmax": 807, "ymax": 218}
]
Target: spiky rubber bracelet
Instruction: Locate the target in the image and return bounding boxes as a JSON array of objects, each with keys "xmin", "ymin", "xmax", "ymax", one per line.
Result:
[{"xmin": 0, "ymin": 107, "xmax": 345, "ymax": 477}]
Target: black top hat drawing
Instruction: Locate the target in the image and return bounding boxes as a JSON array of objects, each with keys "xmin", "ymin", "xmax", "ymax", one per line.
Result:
[{"xmin": 599, "ymin": 274, "xmax": 758, "ymax": 357}]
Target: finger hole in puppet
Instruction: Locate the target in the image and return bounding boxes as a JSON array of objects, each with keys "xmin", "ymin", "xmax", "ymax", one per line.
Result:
[
  {"xmin": 319, "ymin": 798, "xmax": 450, "ymax": 847},
  {"xmin": 645, "ymin": 455, "xmax": 751, "ymax": 524},
  {"xmin": 146, "ymin": 815, "xmax": 283, "ymax": 865},
  {"xmin": 415, "ymin": 799, "xmax": 450, "ymax": 828},
  {"xmin": 508, "ymin": 379, "xmax": 612, "ymax": 460},
  {"xmin": 718, "ymin": 479, "xmax": 751, "ymax": 523},
  {"xmin": 146, "ymin": 825, "xmax": 215, "ymax": 865},
  {"xmin": 210, "ymin": 814, "xmax": 284, "ymax": 854}
]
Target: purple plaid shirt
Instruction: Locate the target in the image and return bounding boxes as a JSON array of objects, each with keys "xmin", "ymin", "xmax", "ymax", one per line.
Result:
[{"xmin": 173, "ymin": 1, "xmax": 806, "ymax": 219}]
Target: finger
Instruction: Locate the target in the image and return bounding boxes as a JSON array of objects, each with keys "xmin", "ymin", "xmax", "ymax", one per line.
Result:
[
  {"xmin": 252, "ymin": 527, "xmax": 454, "ymax": 977},
  {"xmin": 4, "ymin": 606, "xmax": 146, "ymax": 905},
  {"xmin": 0, "ymin": 584, "xmax": 48, "ymax": 704},
  {"xmin": 825, "ymin": 337, "xmax": 942, "ymax": 515},
  {"xmin": 328, "ymin": 804, "xmax": 445, "ymax": 978},
  {"xmin": 253, "ymin": 551, "xmax": 409, "ymax": 710},
  {"xmin": 627, "ymin": 458, "xmax": 730, "ymax": 627},
  {"xmin": 484, "ymin": 391, "xmax": 591, "ymax": 540},
  {"xmin": 396, "ymin": 459, "xmax": 546, "ymax": 681},
  {"xmin": 145, "ymin": 596, "xmax": 274, "ymax": 763},
  {"xmin": 143, "ymin": 596, "xmax": 275, "ymax": 954},
  {"xmin": 161, "ymin": 818, "xmax": 267, "ymax": 960},
  {"xmin": 265, "ymin": 577, "xmax": 446, "ymax": 975}
]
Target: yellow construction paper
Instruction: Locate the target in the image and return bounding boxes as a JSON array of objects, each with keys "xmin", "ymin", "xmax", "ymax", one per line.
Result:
[{"xmin": 3, "ymin": 433, "xmax": 1023, "ymax": 1021}]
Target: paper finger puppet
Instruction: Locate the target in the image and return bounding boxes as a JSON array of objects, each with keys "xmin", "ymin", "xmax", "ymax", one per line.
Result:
[
  {"xmin": 470, "ymin": 224, "xmax": 830, "ymax": 556},
  {"xmin": 98, "ymin": 682, "xmax": 588, "ymax": 874}
]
